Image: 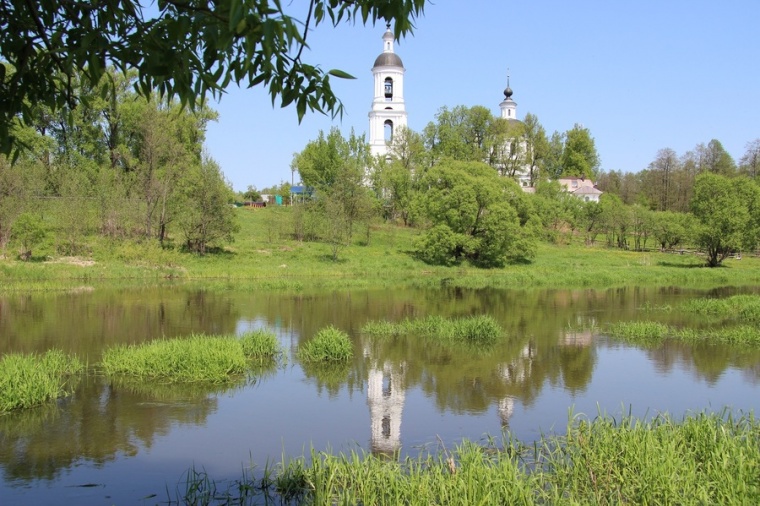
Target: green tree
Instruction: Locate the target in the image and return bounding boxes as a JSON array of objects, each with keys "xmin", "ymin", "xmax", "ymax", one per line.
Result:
[
  {"xmin": 373, "ymin": 126, "xmax": 426, "ymax": 225},
  {"xmin": 293, "ymin": 127, "xmax": 377, "ymax": 246},
  {"xmin": 643, "ymin": 148, "xmax": 680, "ymax": 211},
  {"xmin": 691, "ymin": 173, "xmax": 760, "ymax": 267},
  {"xmin": 544, "ymin": 131, "xmax": 565, "ymax": 179},
  {"xmin": 176, "ymin": 154, "xmax": 239, "ymax": 254},
  {"xmin": 243, "ymin": 185, "xmax": 261, "ymax": 202},
  {"xmin": 1, "ymin": 0, "xmax": 427, "ymax": 155},
  {"xmin": 413, "ymin": 160, "xmax": 536, "ymax": 267},
  {"xmin": 522, "ymin": 113, "xmax": 549, "ymax": 187},
  {"xmin": 702, "ymin": 139, "xmax": 736, "ymax": 176},
  {"xmin": 651, "ymin": 210, "xmax": 690, "ymax": 251},
  {"xmin": 598, "ymin": 193, "xmax": 630, "ymax": 249},
  {"xmin": 560, "ymin": 124, "xmax": 600, "ymax": 179},
  {"xmin": 739, "ymin": 139, "xmax": 760, "ymax": 179},
  {"xmin": 12, "ymin": 212, "xmax": 46, "ymax": 260}
]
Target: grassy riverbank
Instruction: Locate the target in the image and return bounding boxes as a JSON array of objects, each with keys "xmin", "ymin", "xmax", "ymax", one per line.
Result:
[
  {"xmin": 2, "ymin": 207, "xmax": 760, "ymax": 292},
  {"xmin": 172, "ymin": 410, "xmax": 760, "ymax": 505}
]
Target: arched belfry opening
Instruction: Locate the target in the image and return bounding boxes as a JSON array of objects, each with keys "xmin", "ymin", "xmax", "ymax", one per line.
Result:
[
  {"xmin": 384, "ymin": 120, "xmax": 393, "ymax": 142},
  {"xmin": 384, "ymin": 77, "xmax": 393, "ymax": 100}
]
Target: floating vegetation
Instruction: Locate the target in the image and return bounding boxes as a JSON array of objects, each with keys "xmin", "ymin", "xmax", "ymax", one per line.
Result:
[
  {"xmin": 297, "ymin": 326, "xmax": 353, "ymax": 363},
  {"xmin": 101, "ymin": 335, "xmax": 250, "ymax": 383},
  {"xmin": 361, "ymin": 315, "xmax": 503, "ymax": 346},
  {"xmin": 0, "ymin": 350, "xmax": 83, "ymax": 413},
  {"xmin": 170, "ymin": 410, "xmax": 760, "ymax": 505}
]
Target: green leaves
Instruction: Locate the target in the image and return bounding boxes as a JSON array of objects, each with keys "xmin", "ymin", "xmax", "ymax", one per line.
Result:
[
  {"xmin": 0, "ymin": 0, "xmax": 427, "ymax": 155},
  {"xmin": 327, "ymin": 69, "xmax": 356, "ymax": 80}
]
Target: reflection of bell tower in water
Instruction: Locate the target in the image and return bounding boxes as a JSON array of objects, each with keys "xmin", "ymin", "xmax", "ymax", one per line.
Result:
[
  {"xmin": 368, "ymin": 23, "xmax": 408, "ymax": 159},
  {"xmin": 367, "ymin": 361, "xmax": 406, "ymax": 455}
]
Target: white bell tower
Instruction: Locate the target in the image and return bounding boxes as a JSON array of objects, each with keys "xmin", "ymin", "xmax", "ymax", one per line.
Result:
[{"xmin": 368, "ymin": 23, "xmax": 407, "ymax": 159}]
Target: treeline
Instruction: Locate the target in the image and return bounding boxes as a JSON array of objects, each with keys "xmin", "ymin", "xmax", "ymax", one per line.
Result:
[
  {"xmin": 0, "ymin": 68, "xmax": 238, "ymax": 257},
  {"xmin": 598, "ymin": 139, "xmax": 760, "ymax": 212},
  {"xmin": 289, "ymin": 105, "xmax": 760, "ymax": 268}
]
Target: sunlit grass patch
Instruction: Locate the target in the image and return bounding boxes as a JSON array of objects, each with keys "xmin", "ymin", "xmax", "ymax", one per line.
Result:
[
  {"xmin": 100, "ymin": 335, "xmax": 248, "ymax": 383},
  {"xmin": 362, "ymin": 315, "xmax": 504, "ymax": 345},
  {"xmin": 297, "ymin": 326, "xmax": 353, "ymax": 363},
  {"xmin": 0, "ymin": 350, "xmax": 83, "ymax": 413}
]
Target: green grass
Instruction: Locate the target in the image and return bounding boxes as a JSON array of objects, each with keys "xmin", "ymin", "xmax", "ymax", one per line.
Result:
[
  {"xmin": 362, "ymin": 315, "xmax": 503, "ymax": 346},
  {"xmin": 608, "ymin": 319, "xmax": 760, "ymax": 347},
  {"xmin": 681, "ymin": 294, "xmax": 760, "ymax": 322},
  {"xmin": 172, "ymin": 410, "xmax": 760, "ymax": 505},
  {"xmin": 606, "ymin": 321, "xmax": 670, "ymax": 345},
  {"xmin": 100, "ymin": 334, "xmax": 252, "ymax": 383},
  {"xmin": 4, "ymin": 207, "xmax": 760, "ymax": 293},
  {"xmin": 240, "ymin": 329, "xmax": 282, "ymax": 360},
  {"xmin": 0, "ymin": 350, "xmax": 83, "ymax": 413},
  {"xmin": 296, "ymin": 326, "xmax": 353, "ymax": 363}
]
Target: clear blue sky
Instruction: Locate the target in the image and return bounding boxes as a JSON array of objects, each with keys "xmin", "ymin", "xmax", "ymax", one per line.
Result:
[{"xmin": 203, "ymin": 0, "xmax": 760, "ymax": 192}]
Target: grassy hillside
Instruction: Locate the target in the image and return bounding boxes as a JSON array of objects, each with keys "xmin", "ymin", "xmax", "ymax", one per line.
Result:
[{"xmin": 2, "ymin": 206, "xmax": 758, "ymax": 292}]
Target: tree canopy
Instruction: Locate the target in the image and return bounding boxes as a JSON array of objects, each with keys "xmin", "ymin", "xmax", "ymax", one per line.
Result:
[{"xmin": 0, "ymin": 0, "xmax": 426, "ymax": 154}]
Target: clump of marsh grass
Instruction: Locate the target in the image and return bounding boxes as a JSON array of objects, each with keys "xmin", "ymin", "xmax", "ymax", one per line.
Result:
[
  {"xmin": 240, "ymin": 329, "xmax": 281, "ymax": 360},
  {"xmin": 101, "ymin": 335, "xmax": 248, "ymax": 383},
  {"xmin": 674, "ymin": 325, "xmax": 760, "ymax": 346},
  {"xmin": 681, "ymin": 294, "xmax": 760, "ymax": 323},
  {"xmin": 0, "ymin": 350, "xmax": 83, "ymax": 413},
  {"xmin": 297, "ymin": 326, "xmax": 353, "ymax": 363},
  {"xmin": 606, "ymin": 321, "xmax": 669, "ymax": 345},
  {"xmin": 361, "ymin": 315, "xmax": 503, "ymax": 346}
]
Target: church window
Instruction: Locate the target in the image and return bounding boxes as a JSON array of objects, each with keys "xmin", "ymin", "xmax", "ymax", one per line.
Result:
[
  {"xmin": 384, "ymin": 120, "xmax": 394, "ymax": 142},
  {"xmin": 384, "ymin": 77, "xmax": 393, "ymax": 100}
]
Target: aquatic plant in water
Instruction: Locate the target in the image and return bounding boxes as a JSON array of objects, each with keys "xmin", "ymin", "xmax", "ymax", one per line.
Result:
[
  {"xmin": 0, "ymin": 350, "xmax": 83, "ymax": 413},
  {"xmin": 297, "ymin": 326, "xmax": 353, "ymax": 363},
  {"xmin": 361, "ymin": 315, "xmax": 503, "ymax": 345},
  {"xmin": 100, "ymin": 335, "xmax": 249, "ymax": 383}
]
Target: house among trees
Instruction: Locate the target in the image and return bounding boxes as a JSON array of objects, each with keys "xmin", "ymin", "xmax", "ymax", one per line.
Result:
[{"xmin": 558, "ymin": 177, "xmax": 603, "ymax": 202}]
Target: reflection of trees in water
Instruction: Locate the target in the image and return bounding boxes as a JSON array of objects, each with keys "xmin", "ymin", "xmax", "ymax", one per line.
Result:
[
  {"xmin": 0, "ymin": 289, "xmax": 240, "ymax": 358},
  {"xmin": 0, "ymin": 377, "xmax": 238, "ymax": 483},
  {"xmin": 644, "ymin": 340, "xmax": 760, "ymax": 385}
]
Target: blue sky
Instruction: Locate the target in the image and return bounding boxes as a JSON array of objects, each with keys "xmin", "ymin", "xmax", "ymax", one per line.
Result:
[{"xmin": 203, "ymin": 0, "xmax": 760, "ymax": 192}]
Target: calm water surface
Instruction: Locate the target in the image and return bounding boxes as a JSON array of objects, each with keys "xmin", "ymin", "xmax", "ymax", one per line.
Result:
[{"xmin": 1, "ymin": 285, "xmax": 759, "ymax": 505}]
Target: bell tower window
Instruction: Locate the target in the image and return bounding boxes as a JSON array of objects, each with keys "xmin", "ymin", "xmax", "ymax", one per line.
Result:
[
  {"xmin": 384, "ymin": 120, "xmax": 394, "ymax": 142},
  {"xmin": 384, "ymin": 77, "xmax": 393, "ymax": 100}
]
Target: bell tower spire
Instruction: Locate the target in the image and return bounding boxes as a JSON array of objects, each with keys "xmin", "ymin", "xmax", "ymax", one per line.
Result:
[{"xmin": 368, "ymin": 23, "xmax": 408, "ymax": 159}]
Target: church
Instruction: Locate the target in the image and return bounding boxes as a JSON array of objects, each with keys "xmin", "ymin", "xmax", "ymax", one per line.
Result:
[
  {"xmin": 366, "ymin": 25, "xmax": 601, "ymax": 201},
  {"xmin": 366, "ymin": 24, "xmax": 527, "ymax": 186}
]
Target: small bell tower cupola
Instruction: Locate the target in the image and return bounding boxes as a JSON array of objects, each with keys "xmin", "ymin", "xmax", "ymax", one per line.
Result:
[
  {"xmin": 369, "ymin": 23, "xmax": 408, "ymax": 159},
  {"xmin": 499, "ymin": 72, "xmax": 518, "ymax": 120}
]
